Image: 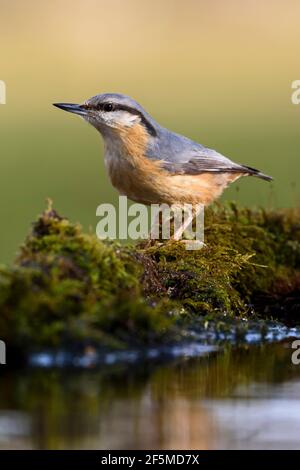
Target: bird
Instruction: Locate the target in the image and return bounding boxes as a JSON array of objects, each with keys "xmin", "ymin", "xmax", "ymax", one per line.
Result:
[{"xmin": 53, "ymin": 93, "xmax": 272, "ymax": 240}]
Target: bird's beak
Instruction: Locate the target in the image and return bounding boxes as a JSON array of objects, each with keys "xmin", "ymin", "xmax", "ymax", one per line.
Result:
[{"xmin": 53, "ymin": 103, "xmax": 87, "ymax": 116}]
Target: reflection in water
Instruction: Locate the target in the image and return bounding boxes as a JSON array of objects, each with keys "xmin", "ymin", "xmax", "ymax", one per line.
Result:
[{"xmin": 0, "ymin": 342, "xmax": 299, "ymax": 449}]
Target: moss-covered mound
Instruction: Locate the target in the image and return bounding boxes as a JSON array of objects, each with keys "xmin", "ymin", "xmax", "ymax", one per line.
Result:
[
  {"xmin": 143, "ymin": 204, "xmax": 300, "ymax": 320},
  {"xmin": 0, "ymin": 202, "xmax": 299, "ymax": 352}
]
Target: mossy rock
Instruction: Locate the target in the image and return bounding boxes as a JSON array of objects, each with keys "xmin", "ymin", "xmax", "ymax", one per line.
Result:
[{"xmin": 0, "ymin": 201, "xmax": 299, "ymax": 352}]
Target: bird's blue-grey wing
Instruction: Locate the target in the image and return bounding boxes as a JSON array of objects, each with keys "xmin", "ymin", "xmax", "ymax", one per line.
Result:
[
  {"xmin": 160, "ymin": 147, "xmax": 245, "ymax": 175},
  {"xmin": 146, "ymin": 128, "xmax": 244, "ymax": 174},
  {"xmin": 146, "ymin": 128, "xmax": 272, "ymax": 181}
]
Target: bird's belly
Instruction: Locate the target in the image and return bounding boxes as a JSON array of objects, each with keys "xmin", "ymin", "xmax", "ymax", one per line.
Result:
[
  {"xmin": 104, "ymin": 149, "xmax": 169, "ymax": 205},
  {"xmin": 165, "ymin": 172, "xmax": 241, "ymax": 205},
  {"xmin": 106, "ymin": 158, "xmax": 166, "ymax": 205}
]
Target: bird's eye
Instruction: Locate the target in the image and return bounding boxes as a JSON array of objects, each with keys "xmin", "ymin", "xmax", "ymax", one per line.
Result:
[{"xmin": 102, "ymin": 102, "xmax": 114, "ymax": 112}]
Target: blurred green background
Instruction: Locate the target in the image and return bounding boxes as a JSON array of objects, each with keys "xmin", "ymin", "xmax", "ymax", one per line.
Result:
[{"xmin": 1, "ymin": 0, "xmax": 299, "ymax": 263}]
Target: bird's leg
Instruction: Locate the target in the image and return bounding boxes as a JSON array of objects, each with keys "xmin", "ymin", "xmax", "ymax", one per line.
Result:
[
  {"xmin": 146, "ymin": 205, "xmax": 204, "ymax": 250},
  {"xmin": 172, "ymin": 205, "xmax": 205, "ymax": 250},
  {"xmin": 172, "ymin": 210, "xmax": 194, "ymax": 241}
]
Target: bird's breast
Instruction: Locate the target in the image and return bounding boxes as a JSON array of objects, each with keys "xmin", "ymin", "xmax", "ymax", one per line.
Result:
[
  {"xmin": 104, "ymin": 147, "xmax": 167, "ymax": 204},
  {"xmin": 103, "ymin": 125, "xmax": 168, "ymax": 204}
]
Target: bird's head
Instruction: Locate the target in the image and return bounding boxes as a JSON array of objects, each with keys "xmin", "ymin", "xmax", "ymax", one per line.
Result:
[{"xmin": 53, "ymin": 93, "xmax": 158, "ymax": 139}]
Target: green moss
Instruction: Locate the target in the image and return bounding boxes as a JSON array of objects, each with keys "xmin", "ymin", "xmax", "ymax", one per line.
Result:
[
  {"xmin": 0, "ymin": 201, "xmax": 300, "ymax": 352},
  {"xmin": 0, "ymin": 203, "xmax": 177, "ymax": 351},
  {"xmin": 140, "ymin": 202, "xmax": 300, "ymax": 322}
]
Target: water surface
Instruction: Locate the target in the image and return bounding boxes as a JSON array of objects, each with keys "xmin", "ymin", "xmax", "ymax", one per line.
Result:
[{"xmin": 0, "ymin": 341, "xmax": 299, "ymax": 449}]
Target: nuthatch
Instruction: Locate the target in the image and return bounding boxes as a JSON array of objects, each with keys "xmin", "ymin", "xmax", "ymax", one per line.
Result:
[{"xmin": 54, "ymin": 93, "xmax": 272, "ymax": 240}]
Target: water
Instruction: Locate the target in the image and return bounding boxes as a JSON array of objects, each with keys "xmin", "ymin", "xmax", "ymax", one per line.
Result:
[{"xmin": 0, "ymin": 339, "xmax": 300, "ymax": 449}]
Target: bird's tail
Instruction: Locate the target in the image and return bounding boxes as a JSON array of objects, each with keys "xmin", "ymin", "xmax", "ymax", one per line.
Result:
[{"xmin": 242, "ymin": 165, "xmax": 273, "ymax": 182}]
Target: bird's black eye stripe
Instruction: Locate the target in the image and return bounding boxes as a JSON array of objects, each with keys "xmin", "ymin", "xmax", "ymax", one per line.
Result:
[{"xmin": 94, "ymin": 102, "xmax": 157, "ymax": 136}]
